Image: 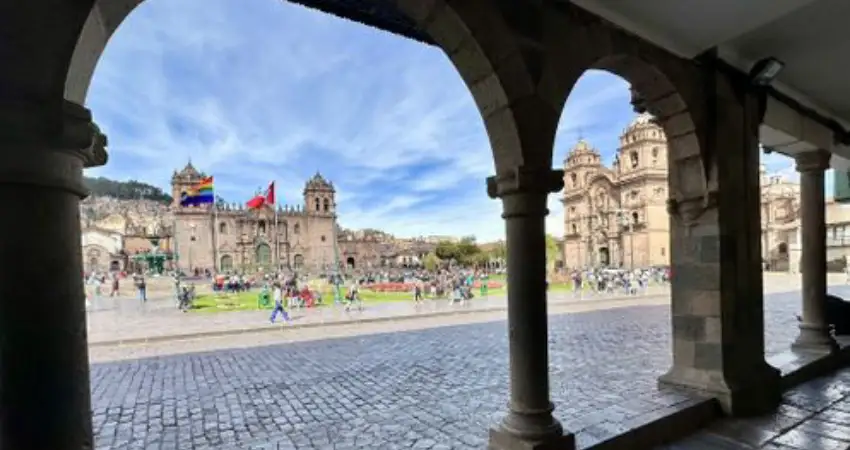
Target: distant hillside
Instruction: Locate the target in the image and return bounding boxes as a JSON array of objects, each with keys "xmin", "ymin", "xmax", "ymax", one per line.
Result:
[{"xmin": 84, "ymin": 176, "xmax": 173, "ymax": 204}]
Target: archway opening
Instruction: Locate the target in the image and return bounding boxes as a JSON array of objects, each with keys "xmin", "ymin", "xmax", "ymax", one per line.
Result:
[
  {"xmin": 346, "ymin": 256, "xmax": 355, "ymax": 269},
  {"xmin": 255, "ymin": 243, "xmax": 271, "ymax": 266},
  {"xmin": 74, "ymin": 0, "xmax": 508, "ymax": 447},
  {"xmin": 552, "ymin": 62, "xmax": 690, "ymax": 423},
  {"xmin": 220, "ymin": 254, "xmax": 234, "ymax": 272},
  {"xmin": 598, "ymin": 247, "xmax": 610, "ymax": 266}
]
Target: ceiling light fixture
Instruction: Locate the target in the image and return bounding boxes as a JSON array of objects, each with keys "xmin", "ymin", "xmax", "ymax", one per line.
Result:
[{"xmin": 749, "ymin": 57, "xmax": 785, "ymax": 87}]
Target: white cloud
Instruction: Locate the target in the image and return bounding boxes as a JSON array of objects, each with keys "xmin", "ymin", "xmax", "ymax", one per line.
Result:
[{"xmin": 85, "ymin": 0, "xmax": 635, "ymax": 242}]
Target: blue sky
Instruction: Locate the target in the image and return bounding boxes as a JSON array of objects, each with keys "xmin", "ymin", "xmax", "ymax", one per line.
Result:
[{"xmin": 84, "ymin": 0, "xmax": 812, "ymax": 242}]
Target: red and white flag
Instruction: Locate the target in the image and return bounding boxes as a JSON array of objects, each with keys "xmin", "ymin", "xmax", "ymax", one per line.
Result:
[
  {"xmin": 265, "ymin": 181, "xmax": 275, "ymax": 206},
  {"xmin": 245, "ymin": 181, "xmax": 276, "ymax": 210}
]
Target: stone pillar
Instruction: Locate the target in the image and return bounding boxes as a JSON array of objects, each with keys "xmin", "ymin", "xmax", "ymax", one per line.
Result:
[
  {"xmin": 658, "ymin": 78, "xmax": 780, "ymax": 416},
  {"xmin": 487, "ymin": 167, "xmax": 574, "ymax": 450},
  {"xmin": 0, "ymin": 99, "xmax": 102, "ymax": 448},
  {"xmin": 792, "ymin": 150, "xmax": 838, "ymax": 353}
]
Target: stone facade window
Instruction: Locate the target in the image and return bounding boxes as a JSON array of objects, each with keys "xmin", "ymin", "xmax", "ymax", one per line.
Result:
[
  {"xmin": 294, "ymin": 223, "xmax": 300, "ymax": 235},
  {"xmin": 323, "ymin": 198, "xmax": 330, "ymax": 212},
  {"xmin": 570, "ymin": 173, "xmax": 577, "ymax": 186},
  {"xmin": 314, "ymin": 198, "xmax": 320, "ymax": 211},
  {"xmin": 630, "ymin": 151, "xmax": 639, "ymax": 168},
  {"xmin": 258, "ymin": 220, "xmax": 266, "ymax": 234},
  {"xmin": 219, "ymin": 222, "xmax": 227, "ymax": 234},
  {"xmin": 321, "ymin": 235, "xmax": 326, "ymax": 242}
]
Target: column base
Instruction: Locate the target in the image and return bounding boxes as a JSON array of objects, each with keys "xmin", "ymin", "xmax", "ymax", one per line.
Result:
[
  {"xmin": 489, "ymin": 426, "xmax": 575, "ymax": 450},
  {"xmin": 489, "ymin": 405, "xmax": 574, "ymax": 450},
  {"xmin": 658, "ymin": 362, "xmax": 781, "ymax": 417},
  {"xmin": 792, "ymin": 323, "xmax": 839, "ymax": 354}
]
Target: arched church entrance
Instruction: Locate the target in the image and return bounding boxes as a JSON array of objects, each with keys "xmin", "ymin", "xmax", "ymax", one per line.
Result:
[
  {"xmin": 221, "ymin": 255, "xmax": 234, "ymax": 271},
  {"xmin": 255, "ymin": 243, "xmax": 271, "ymax": 266},
  {"xmin": 598, "ymin": 247, "xmax": 610, "ymax": 266},
  {"xmin": 346, "ymin": 257, "xmax": 355, "ymax": 269}
]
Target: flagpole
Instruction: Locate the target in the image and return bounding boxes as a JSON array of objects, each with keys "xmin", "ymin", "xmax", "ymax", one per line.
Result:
[
  {"xmin": 274, "ymin": 198, "xmax": 279, "ymax": 272},
  {"xmin": 213, "ymin": 202, "xmax": 219, "ymax": 272}
]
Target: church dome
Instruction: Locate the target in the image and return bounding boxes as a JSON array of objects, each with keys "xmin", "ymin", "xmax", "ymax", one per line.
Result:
[
  {"xmin": 626, "ymin": 112, "xmax": 657, "ymax": 130},
  {"xmin": 565, "ymin": 139, "xmax": 601, "ymax": 166},
  {"xmin": 172, "ymin": 160, "xmax": 202, "ymax": 181},
  {"xmin": 304, "ymin": 172, "xmax": 335, "ymax": 192}
]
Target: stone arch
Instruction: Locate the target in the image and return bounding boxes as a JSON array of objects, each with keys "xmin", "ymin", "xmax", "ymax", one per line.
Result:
[
  {"xmin": 220, "ymin": 254, "xmax": 234, "ymax": 271},
  {"xmin": 64, "ymin": 1, "xmax": 549, "ymax": 170},
  {"xmin": 542, "ymin": 6, "xmax": 708, "ymax": 204},
  {"xmin": 293, "ymin": 254, "xmax": 304, "ymax": 271},
  {"xmin": 346, "ymin": 256, "xmax": 355, "ymax": 269}
]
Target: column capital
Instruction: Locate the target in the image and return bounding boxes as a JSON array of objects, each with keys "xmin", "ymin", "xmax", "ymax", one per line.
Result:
[
  {"xmin": 0, "ymin": 99, "xmax": 106, "ymax": 196},
  {"xmin": 794, "ymin": 149, "xmax": 831, "ymax": 173},
  {"xmin": 486, "ymin": 167, "xmax": 564, "ymax": 199},
  {"xmin": 0, "ymin": 98, "xmax": 93, "ymax": 150}
]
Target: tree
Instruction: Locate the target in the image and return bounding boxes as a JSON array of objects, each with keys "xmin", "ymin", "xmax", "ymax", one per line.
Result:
[
  {"xmin": 84, "ymin": 176, "xmax": 173, "ymax": 203},
  {"xmin": 545, "ymin": 234, "xmax": 561, "ymax": 270},
  {"xmin": 423, "ymin": 252, "xmax": 441, "ymax": 272},
  {"xmin": 435, "ymin": 241, "xmax": 459, "ymax": 261}
]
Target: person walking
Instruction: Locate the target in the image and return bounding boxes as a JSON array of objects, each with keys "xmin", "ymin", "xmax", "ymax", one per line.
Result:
[
  {"xmin": 134, "ymin": 272, "xmax": 147, "ymax": 302},
  {"xmin": 270, "ymin": 282, "xmax": 291, "ymax": 324}
]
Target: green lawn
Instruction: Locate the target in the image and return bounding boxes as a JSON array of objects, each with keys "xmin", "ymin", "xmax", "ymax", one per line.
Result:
[
  {"xmin": 190, "ymin": 280, "xmax": 575, "ymax": 313},
  {"xmin": 191, "ymin": 288, "xmax": 424, "ymax": 313}
]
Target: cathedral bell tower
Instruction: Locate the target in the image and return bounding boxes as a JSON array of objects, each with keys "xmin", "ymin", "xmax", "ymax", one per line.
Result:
[
  {"xmin": 170, "ymin": 160, "xmax": 206, "ymax": 210},
  {"xmin": 303, "ymin": 172, "xmax": 336, "ymax": 216}
]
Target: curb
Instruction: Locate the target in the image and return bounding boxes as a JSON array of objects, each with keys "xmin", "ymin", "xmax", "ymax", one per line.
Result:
[{"xmin": 88, "ymin": 293, "xmax": 670, "ymax": 348}]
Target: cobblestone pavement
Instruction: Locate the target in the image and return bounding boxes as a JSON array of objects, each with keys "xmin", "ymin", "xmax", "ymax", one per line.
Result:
[{"xmin": 89, "ymin": 285, "xmax": 850, "ymax": 450}]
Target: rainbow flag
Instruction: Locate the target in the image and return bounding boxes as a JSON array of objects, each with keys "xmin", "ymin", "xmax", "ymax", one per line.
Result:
[{"xmin": 180, "ymin": 176, "xmax": 215, "ymax": 206}]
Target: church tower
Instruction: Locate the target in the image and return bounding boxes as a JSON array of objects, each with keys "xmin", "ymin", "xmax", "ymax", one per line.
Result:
[
  {"xmin": 303, "ymin": 172, "xmax": 336, "ymax": 216},
  {"xmin": 170, "ymin": 160, "xmax": 205, "ymax": 210}
]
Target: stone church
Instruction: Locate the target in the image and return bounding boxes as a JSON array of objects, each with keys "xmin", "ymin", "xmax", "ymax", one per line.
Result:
[
  {"xmin": 562, "ymin": 113, "xmax": 670, "ymax": 269},
  {"xmin": 562, "ymin": 113, "xmax": 850, "ymax": 271},
  {"xmin": 171, "ymin": 163, "xmax": 337, "ymax": 273}
]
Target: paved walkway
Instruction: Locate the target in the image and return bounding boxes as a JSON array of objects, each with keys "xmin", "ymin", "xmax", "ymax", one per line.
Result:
[
  {"xmin": 665, "ymin": 365, "xmax": 850, "ymax": 449},
  {"xmin": 86, "ymin": 273, "xmax": 842, "ymax": 345},
  {"xmin": 86, "ymin": 287, "xmax": 672, "ymax": 345}
]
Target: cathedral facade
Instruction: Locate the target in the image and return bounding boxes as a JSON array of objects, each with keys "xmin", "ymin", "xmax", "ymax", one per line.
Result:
[
  {"xmin": 170, "ymin": 163, "xmax": 337, "ymax": 273},
  {"xmin": 562, "ymin": 113, "xmax": 850, "ymax": 271},
  {"xmin": 562, "ymin": 113, "xmax": 670, "ymax": 269}
]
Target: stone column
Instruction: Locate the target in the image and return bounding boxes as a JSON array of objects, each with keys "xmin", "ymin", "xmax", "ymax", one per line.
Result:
[
  {"xmin": 658, "ymin": 77, "xmax": 780, "ymax": 417},
  {"xmin": 0, "ymin": 99, "xmax": 102, "ymax": 448},
  {"xmin": 487, "ymin": 167, "xmax": 575, "ymax": 450},
  {"xmin": 792, "ymin": 150, "xmax": 838, "ymax": 352}
]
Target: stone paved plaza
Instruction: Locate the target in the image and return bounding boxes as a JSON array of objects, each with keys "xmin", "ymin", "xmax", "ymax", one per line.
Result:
[{"xmin": 88, "ymin": 285, "xmax": 850, "ymax": 450}]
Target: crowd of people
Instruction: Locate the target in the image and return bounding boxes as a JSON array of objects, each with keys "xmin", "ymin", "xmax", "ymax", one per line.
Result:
[
  {"xmin": 84, "ymin": 263, "xmax": 671, "ymax": 318},
  {"xmin": 568, "ymin": 266, "xmax": 670, "ymax": 296}
]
